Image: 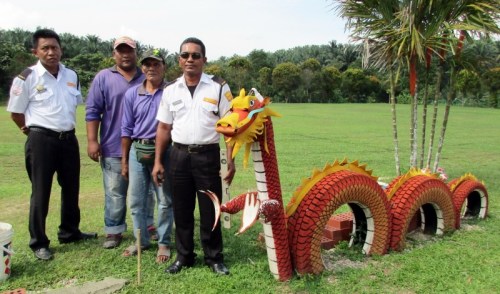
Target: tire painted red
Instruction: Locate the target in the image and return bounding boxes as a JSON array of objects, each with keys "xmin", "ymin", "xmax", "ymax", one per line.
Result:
[
  {"xmin": 448, "ymin": 179, "xmax": 488, "ymax": 228},
  {"xmin": 389, "ymin": 176, "xmax": 456, "ymax": 251},
  {"xmin": 288, "ymin": 170, "xmax": 391, "ymax": 275}
]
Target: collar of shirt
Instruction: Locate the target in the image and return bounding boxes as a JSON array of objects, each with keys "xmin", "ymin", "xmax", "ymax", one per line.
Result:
[
  {"xmin": 34, "ymin": 60, "xmax": 64, "ymax": 78},
  {"xmin": 179, "ymin": 72, "xmax": 212, "ymax": 88},
  {"xmin": 110, "ymin": 65, "xmax": 144, "ymax": 81},
  {"xmin": 138, "ymin": 79, "xmax": 167, "ymax": 96}
]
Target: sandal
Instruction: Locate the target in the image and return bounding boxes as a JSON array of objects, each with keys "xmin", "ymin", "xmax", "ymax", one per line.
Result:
[
  {"xmin": 123, "ymin": 244, "xmax": 149, "ymax": 257},
  {"xmin": 156, "ymin": 245, "xmax": 171, "ymax": 264}
]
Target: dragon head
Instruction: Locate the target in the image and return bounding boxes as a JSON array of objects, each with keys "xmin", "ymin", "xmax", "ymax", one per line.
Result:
[{"xmin": 216, "ymin": 88, "xmax": 280, "ymax": 166}]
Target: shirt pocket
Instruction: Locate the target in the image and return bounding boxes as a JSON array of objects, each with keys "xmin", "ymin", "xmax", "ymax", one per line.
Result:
[
  {"xmin": 68, "ymin": 87, "xmax": 81, "ymax": 97},
  {"xmin": 170, "ymin": 99, "xmax": 185, "ymax": 112},
  {"xmin": 31, "ymin": 88, "xmax": 53, "ymax": 102},
  {"xmin": 201, "ymin": 98, "xmax": 218, "ymax": 113},
  {"xmin": 67, "ymin": 87, "xmax": 81, "ymax": 107}
]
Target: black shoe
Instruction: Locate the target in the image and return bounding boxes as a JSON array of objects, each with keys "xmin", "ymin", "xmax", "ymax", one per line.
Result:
[
  {"xmin": 79, "ymin": 232, "xmax": 98, "ymax": 240},
  {"xmin": 165, "ymin": 260, "xmax": 193, "ymax": 274},
  {"xmin": 59, "ymin": 232, "xmax": 98, "ymax": 244},
  {"xmin": 209, "ymin": 263, "xmax": 229, "ymax": 275},
  {"xmin": 34, "ymin": 248, "xmax": 53, "ymax": 261}
]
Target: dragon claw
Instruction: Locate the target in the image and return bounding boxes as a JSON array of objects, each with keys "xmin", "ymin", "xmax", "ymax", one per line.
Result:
[{"xmin": 237, "ymin": 192, "xmax": 261, "ymax": 235}]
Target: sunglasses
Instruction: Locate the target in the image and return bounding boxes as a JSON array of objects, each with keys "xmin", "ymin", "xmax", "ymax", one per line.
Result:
[{"xmin": 180, "ymin": 52, "xmax": 202, "ymax": 60}]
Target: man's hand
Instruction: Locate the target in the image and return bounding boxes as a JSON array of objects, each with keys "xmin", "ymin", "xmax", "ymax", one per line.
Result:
[
  {"xmin": 20, "ymin": 126, "xmax": 29, "ymax": 136},
  {"xmin": 152, "ymin": 163, "xmax": 165, "ymax": 186},
  {"xmin": 87, "ymin": 141, "xmax": 101, "ymax": 162},
  {"xmin": 223, "ymin": 160, "xmax": 236, "ymax": 186},
  {"xmin": 86, "ymin": 121, "xmax": 101, "ymax": 162},
  {"xmin": 121, "ymin": 161, "xmax": 129, "ymax": 181}
]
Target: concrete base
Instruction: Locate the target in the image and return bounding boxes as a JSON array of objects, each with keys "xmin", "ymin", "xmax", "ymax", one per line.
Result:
[{"xmin": 32, "ymin": 277, "xmax": 127, "ymax": 294}]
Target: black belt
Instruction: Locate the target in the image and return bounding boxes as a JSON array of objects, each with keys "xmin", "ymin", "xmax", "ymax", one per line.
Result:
[
  {"xmin": 29, "ymin": 126, "xmax": 75, "ymax": 140},
  {"xmin": 134, "ymin": 139, "xmax": 156, "ymax": 145},
  {"xmin": 173, "ymin": 142, "xmax": 219, "ymax": 153}
]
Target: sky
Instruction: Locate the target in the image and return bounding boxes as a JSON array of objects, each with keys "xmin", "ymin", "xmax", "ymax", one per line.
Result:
[{"xmin": 0, "ymin": 0, "xmax": 351, "ymax": 60}]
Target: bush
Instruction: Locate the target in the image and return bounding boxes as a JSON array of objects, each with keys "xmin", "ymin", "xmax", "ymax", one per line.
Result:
[{"xmin": 397, "ymin": 92, "xmax": 411, "ymax": 104}]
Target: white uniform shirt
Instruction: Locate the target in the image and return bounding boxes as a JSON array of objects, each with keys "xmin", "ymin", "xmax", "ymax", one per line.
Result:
[
  {"xmin": 157, "ymin": 73, "xmax": 232, "ymax": 145},
  {"xmin": 7, "ymin": 61, "xmax": 83, "ymax": 132}
]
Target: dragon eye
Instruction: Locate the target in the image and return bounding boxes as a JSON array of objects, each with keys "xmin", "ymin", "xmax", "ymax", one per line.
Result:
[{"xmin": 249, "ymin": 100, "xmax": 255, "ymax": 107}]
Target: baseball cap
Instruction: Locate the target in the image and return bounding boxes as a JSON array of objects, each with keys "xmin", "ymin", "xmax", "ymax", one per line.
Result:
[
  {"xmin": 140, "ymin": 49, "xmax": 165, "ymax": 64},
  {"xmin": 113, "ymin": 36, "xmax": 136, "ymax": 49}
]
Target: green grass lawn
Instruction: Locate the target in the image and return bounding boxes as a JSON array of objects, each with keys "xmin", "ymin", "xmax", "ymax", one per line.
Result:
[{"xmin": 0, "ymin": 103, "xmax": 498, "ymax": 293}]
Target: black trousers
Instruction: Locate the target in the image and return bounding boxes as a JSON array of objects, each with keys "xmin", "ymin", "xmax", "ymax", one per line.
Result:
[
  {"xmin": 25, "ymin": 129, "xmax": 81, "ymax": 250},
  {"xmin": 168, "ymin": 144, "xmax": 223, "ymax": 265}
]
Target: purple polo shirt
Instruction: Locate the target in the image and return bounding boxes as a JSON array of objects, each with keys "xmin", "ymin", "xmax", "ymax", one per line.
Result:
[
  {"xmin": 85, "ymin": 66, "xmax": 144, "ymax": 157},
  {"xmin": 121, "ymin": 80, "xmax": 166, "ymax": 140}
]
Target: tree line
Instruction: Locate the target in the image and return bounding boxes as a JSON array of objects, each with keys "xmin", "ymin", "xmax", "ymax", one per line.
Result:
[{"xmin": 1, "ymin": 28, "xmax": 498, "ymax": 107}]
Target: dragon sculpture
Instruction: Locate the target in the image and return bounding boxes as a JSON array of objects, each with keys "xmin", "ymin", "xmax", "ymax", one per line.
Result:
[{"xmin": 203, "ymin": 89, "xmax": 489, "ymax": 281}]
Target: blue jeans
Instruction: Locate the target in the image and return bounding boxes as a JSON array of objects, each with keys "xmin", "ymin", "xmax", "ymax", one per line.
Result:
[
  {"xmin": 147, "ymin": 185, "xmax": 156, "ymax": 228},
  {"xmin": 128, "ymin": 144, "xmax": 173, "ymax": 247},
  {"xmin": 101, "ymin": 157, "xmax": 128, "ymax": 234}
]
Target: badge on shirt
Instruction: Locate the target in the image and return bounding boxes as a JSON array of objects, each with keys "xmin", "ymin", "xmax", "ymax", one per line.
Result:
[
  {"xmin": 224, "ymin": 90, "xmax": 233, "ymax": 101},
  {"xmin": 36, "ymin": 84, "xmax": 47, "ymax": 93},
  {"xmin": 203, "ymin": 97, "xmax": 217, "ymax": 105},
  {"xmin": 11, "ymin": 85, "xmax": 22, "ymax": 96},
  {"xmin": 67, "ymin": 82, "xmax": 77, "ymax": 88}
]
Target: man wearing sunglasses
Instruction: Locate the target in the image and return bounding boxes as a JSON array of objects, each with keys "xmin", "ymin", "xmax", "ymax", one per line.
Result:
[{"xmin": 153, "ymin": 37, "xmax": 236, "ymax": 275}]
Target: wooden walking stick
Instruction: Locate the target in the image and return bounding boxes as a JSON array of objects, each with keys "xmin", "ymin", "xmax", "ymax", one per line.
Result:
[{"xmin": 136, "ymin": 229, "xmax": 141, "ymax": 285}]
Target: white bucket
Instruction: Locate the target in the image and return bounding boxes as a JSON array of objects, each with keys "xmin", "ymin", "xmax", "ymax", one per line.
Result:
[{"xmin": 0, "ymin": 222, "xmax": 14, "ymax": 282}]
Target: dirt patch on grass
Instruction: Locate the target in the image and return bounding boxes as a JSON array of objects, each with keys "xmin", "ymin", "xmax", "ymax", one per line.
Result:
[
  {"xmin": 406, "ymin": 229, "xmax": 435, "ymax": 242},
  {"xmin": 322, "ymin": 248, "xmax": 367, "ymax": 273},
  {"xmin": 460, "ymin": 224, "xmax": 484, "ymax": 231}
]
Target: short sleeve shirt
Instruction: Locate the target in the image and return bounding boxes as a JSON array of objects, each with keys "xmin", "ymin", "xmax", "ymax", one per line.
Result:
[
  {"xmin": 85, "ymin": 66, "xmax": 144, "ymax": 157},
  {"xmin": 7, "ymin": 61, "xmax": 83, "ymax": 132},
  {"xmin": 121, "ymin": 80, "xmax": 166, "ymax": 140},
  {"xmin": 156, "ymin": 73, "xmax": 232, "ymax": 145}
]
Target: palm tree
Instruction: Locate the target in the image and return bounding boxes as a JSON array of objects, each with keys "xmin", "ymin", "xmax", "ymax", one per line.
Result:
[
  {"xmin": 431, "ymin": 1, "xmax": 499, "ymax": 172},
  {"xmin": 334, "ymin": 0, "xmax": 499, "ymax": 174},
  {"xmin": 338, "ymin": 44, "xmax": 360, "ymax": 71},
  {"xmin": 425, "ymin": 56, "xmax": 445, "ymax": 170},
  {"xmin": 418, "ymin": 48, "xmax": 433, "ymax": 168},
  {"xmin": 460, "ymin": 39, "xmax": 499, "ymax": 71},
  {"xmin": 84, "ymin": 35, "xmax": 104, "ymax": 54},
  {"xmin": 334, "ymin": 0, "xmax": 417, "ymax": 174}
]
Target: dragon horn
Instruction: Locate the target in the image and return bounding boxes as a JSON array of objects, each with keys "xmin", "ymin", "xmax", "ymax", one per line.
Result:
[
  {"xmin": 250, "ymin": 88, "xmax": 264, "ymax": 102},
  {"xmin": 199, "ymin": 190, "xmax": 221, "ymax": 231}
]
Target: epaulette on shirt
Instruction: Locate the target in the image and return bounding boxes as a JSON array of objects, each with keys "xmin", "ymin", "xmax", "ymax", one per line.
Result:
[
  {"xmin": 164, "ymin": 79, "xmax": 177, "ymax": 89},
  {"xmin": 212, "ymin": 75, "xmax": 226, "ymax": 87},
  {"xmin": 17, "ymin": 68, "xmax": 33, "ymax": 81}
]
